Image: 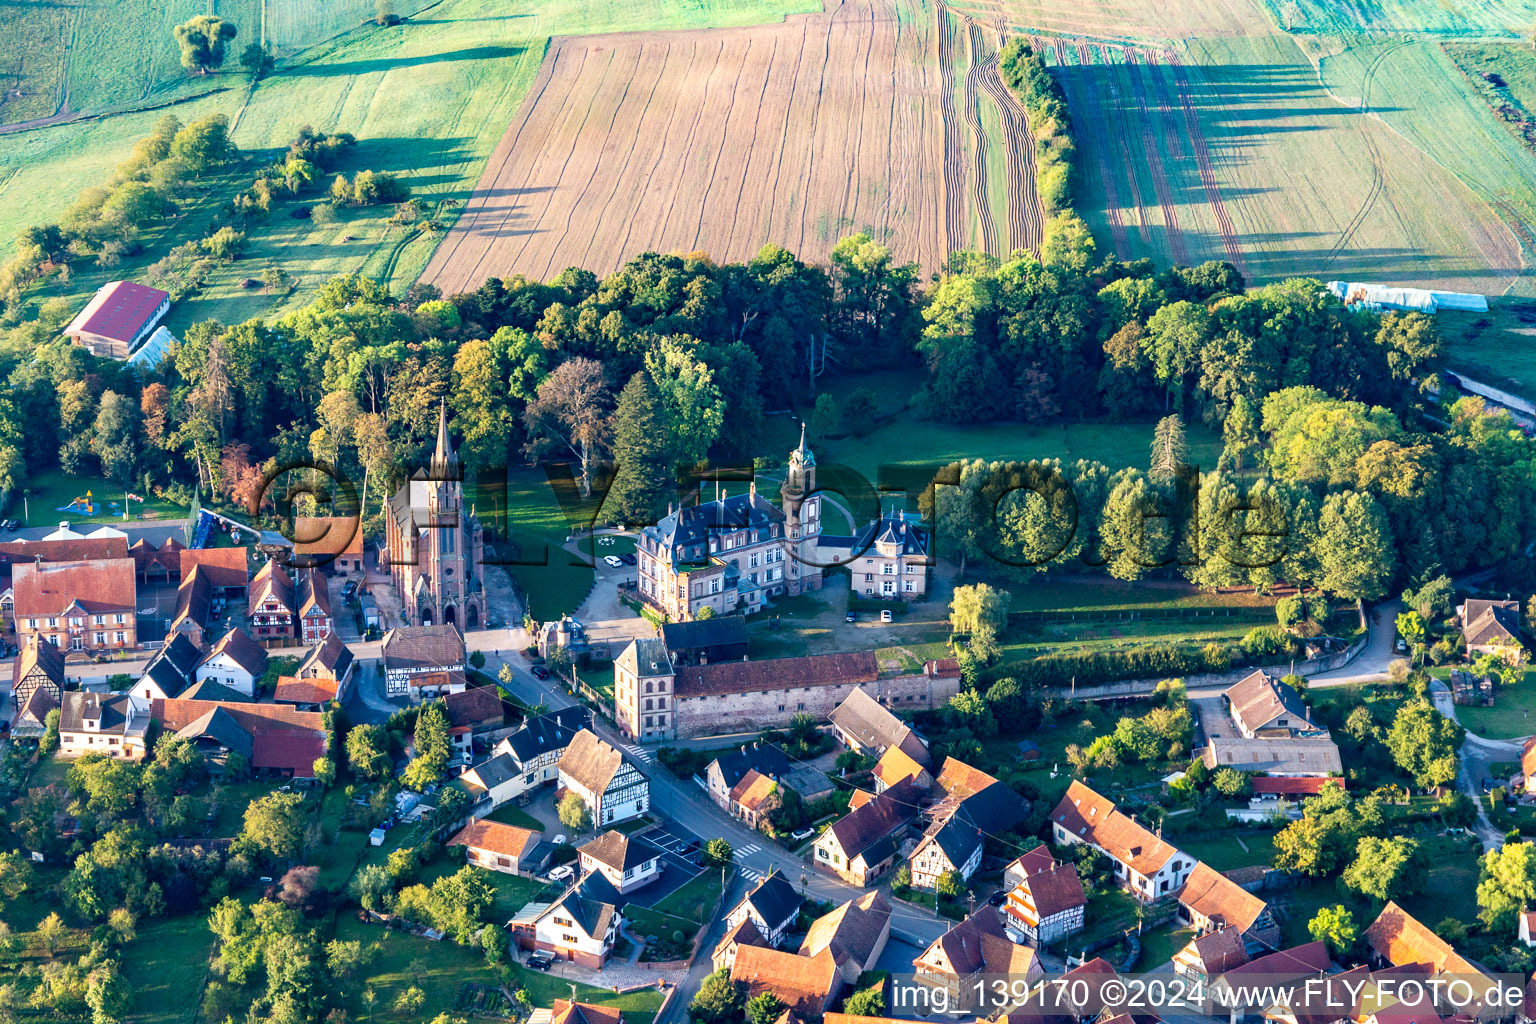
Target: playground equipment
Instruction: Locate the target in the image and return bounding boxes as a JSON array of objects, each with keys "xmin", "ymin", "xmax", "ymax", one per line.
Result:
[{"xmin": 57, "ymin": 491, "xmax": 96, "ymax": 516}]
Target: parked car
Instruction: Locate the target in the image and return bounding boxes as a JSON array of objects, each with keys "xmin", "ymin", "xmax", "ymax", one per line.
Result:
[
  {"xmin": 553, "ymin": 834, "xmax": 567, "ymax": 845},
  {"xmin": 845, "ymin": 611, "xmax": 856, "ymax": 623},
  {"xmin": 525, "ymin": 952, "xmax": 554, "ymax": 971},
  {"xmin": 880, "ymin": 609, "xmax": 893, "ymax": 623},
  {"xmin": 2, "ymin": 520, "xmax": 17, "ymax": 531},
  {"xmin": 603, "ymin": 555, "xmax": 624, "ymax": 568},
  {"xmin": 790, "ymin": 827, "xmax": 814, "ymax": 842},
  {"xmin": 548, "ymin": 865, "xmax": 574, "ymax": 882},
  {"xmin": 987, "ymin": 889, "xmax": 1007, "ymax": 906},
  {"xmin": 531, "ymin": 665, "xmax": 550, "ymax": 679},
  {"xmin": 620, "ymin": 553, "xmax": 637, "ymax": 566}
]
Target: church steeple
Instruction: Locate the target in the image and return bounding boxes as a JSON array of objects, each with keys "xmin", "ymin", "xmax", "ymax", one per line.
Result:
[{"xmin": 431, "ymin": 400, "xmax": 458, "ymax": 478}]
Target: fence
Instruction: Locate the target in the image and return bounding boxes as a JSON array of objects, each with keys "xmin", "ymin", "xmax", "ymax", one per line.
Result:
[{"xmin": 1008, "ymin": 605, "xmax": 1277, "ymax": 624}]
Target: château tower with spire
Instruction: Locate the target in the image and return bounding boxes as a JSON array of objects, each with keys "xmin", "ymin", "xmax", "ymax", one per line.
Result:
[{"xmin": 384, "ymin": 402, "xmax": 485, "ymax": 630}]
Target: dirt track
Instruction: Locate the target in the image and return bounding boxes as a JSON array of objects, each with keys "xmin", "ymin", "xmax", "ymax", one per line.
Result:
[{"xmin": 421, "ymin": 0, "xmax": 1037, "ymax": 291}]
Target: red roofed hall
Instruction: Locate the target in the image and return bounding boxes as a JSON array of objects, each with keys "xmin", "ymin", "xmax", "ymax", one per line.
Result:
[
  {"xmin": 64, "ymin": 281, "xmax": 171, "ymax": 359},
  {"xmin": 1251, "ymin": 776, "xmax": 1344, "ymax": 797}
]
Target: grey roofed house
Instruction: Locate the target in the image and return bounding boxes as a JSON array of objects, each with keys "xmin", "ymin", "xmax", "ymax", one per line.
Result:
[
  {"xmin": 1202, "ymin": 736, "xmax": 1342, "ymax": 775},
  {"xmin": 614, "ymin": 636, "xmax": 671, "ymax": 679},
  {"xmin": 542, "ymin": 869, "xmax": 626, "ymax": 938},
  {"xmin": 465, "ymin": 752, "xmax": 520, "ymax": 790},
  {"xmin": 1222, "ymin": 670, "xmax": 1324, "ymax": 738},
  {"xmin": 381, "ymin": 623, "xmax": 466, "ymax": 673},
  {"xmin": 202, "ymin": 627, "xmax": 269, "ymax": 679},
  {"xmin": 141, "ymin": 633, "xmax": 204, "ymax": 698},
  {"xmin": 830, "ymin": 686, "xmax": 929, "ymax": 763},
  {"xmin": 12, "ymin": 685, "xmax": 59, "ymax": 739},
  {"xmin": 176, "ymin": 706, "xmax": 256, "ymax": 759},
  {"xmin": 849, "ymin": 511, "xmax": 931, "ymax": 558},
  {"xmin": 825, "ymin": 779, "xmax": 919, "ymax": 861},
  {"xmin": 924, "ymin": 809, "xmax": 985, "ymax": 870},
  {"xmin": 642, "ymin": 489, "xmax": 785, "ymax": 564},
  {"xmin": 783, "ymin": 765, "xmax": 836, "ymax": 802},
  {"xmin": 740, "ymin": 872, "xmax": 802, "ymax": 934},
  {"xmin": 299, "ymin": 632, "xmax": 354, "ymax": 680},
  {"xmin": 179, "ymin": 678, "xmax": 249, "ymax": 703},
  {"xmin": 577, "ymin": 830, "xmax": 665, "ymax": 873},
  {"xmin": 710, "ymin": 741, "xmax": 793, "ymax": 793},
  {"xmin": 661, "ymin": 615, "xmax": 749, "ymax": 664},
  {"xmin": 504, "ymin": 706, "xmax": 592, "ymax": 764},
  {"xmin": 1460, "ymin": 598, "xmax": 1523, "ymax": 652},
  {"xmin": 60, "ymin": 691, "xmax": 151, "ymax": 739}
]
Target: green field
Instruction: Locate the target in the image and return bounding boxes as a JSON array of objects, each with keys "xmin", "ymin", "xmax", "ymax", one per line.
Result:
[
  {"xmin": 1260, "ymin": 0, "xmax": 1536, "ymax": 36},
  {"xmin": 1431, "ymin": 664, "xmax": 1536, "ymax": 739},
  {"xmin": 122, "ymin": 915, "xmax": 215, "ymax": 1024},
  {"xmin": 14, "ymin": 467, "xmax": 187, "ymax": 525}
]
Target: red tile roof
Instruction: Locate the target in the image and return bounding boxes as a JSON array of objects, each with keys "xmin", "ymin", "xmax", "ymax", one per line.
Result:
[
  {"xmin": 13, "ymin": 558, "xmax": 136, "ymax": 617},
  {"xmin": 0, "ymin": 536, "xmax": 130, "ymax": 568},
  {"xmin": 1251, "ymin": 776, "xmax": 1344, "ymax": 796},
  {"xmin": 66, "ymin": 281, "xmax": 169, "ymax": 343},
  {"xmin": 293, "ymin": 516, "xmax": 364, "ymax": 557},
  {"xmin": 450, "ymin": 819, "xmax": 539, "ymax": 858},
  {"xmin": 677, "ymin": 651, "xmax": 878, "ymax": 698},
  {"xmin": 273, "ymin": 675, "xmax": 338, "ymax": 705},
  {"xmin": 152, "ymin": 698, "xmax": 326, "ymax": 776},
  {"xmin": 179, "ymin": 547, "xmax": 250, "ymax": 589}
]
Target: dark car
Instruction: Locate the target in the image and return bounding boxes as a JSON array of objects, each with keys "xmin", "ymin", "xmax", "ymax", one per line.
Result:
[
  {"xmin": 531, "ymin": 665, "xmax": 550, "ymax": 680},
  {"xmin": 845, "ymin": 611, "xmax": 856, "ymax": 623},
  {"xmin": 2, "ymin": 520, "xmax": 17, "ymax": 531},
  {"xmin": 525, "ymin": 952, "xmax": 554, "ymax": 971},
  {"xmin": 987, "ymin": 889, "xmax": 1007, "ymax": 907},
  {"xmin": 620, "ymin": 553, "xmax": 637, "ymax": 566}
]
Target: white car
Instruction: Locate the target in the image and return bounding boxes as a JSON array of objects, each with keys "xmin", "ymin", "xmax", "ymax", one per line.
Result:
[
  {"xmin": 554, "ymin": 834, "xmax": 568, "ymax": 845},
  {"xmin": 604, "ymin": 555, "xmax": 624, "ymax": 568},
  {"xmin": 548, "ymin": 865, "xmax": 574, "ymax": 882},
  {"xmin": 880, "ymin": 609, "xmax": 892, "ymax": 623},
  {"xmin": 790, "ymin": 827, "xmax": 815, "ymax": 842}
]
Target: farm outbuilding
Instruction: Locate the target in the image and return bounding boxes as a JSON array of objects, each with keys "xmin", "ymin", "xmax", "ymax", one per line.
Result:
[{"xmin": 1327, "ymin": 281, "xmax": 1488, "ymax": 314}]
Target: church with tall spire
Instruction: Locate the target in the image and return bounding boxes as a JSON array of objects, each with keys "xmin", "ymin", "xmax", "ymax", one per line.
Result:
[{"xmin": 384, "ymin": 402, "xmax": 485, "ymax": 630}]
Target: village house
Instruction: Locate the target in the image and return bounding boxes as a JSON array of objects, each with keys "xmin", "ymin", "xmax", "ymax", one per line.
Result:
[
  {"xmin": 1175, "ymin": 861, "xmax": 1280, "ymax": 952},
  {"xmin": 1003, "ymin": 850, "xmax": 1086, "ymax": 946},
  {"xmin": 1172, "ymin": 927, "xmax": 1250, "ymax": 983},
  {"xmin": 706, "ymin": 741, "xmax": 792, "ymax": 811},
  {"xmin": 273, "ymin": 676, "xmax": 340, "ymax": 711},
  {"xmin": 831, "ymin": 509, "xmax": 933, "ymax": 600},
  {"xmin": 248, "ymin": 560, "xmax": 296, "ymax": 643},
  {"xmin": 63, "ymin": 280, "xmax": 171, "ymax": 359},
  {"xmin": 548, "ymin": 1001, "xmax": 622, "ymax": 1024},
  {"xmin": 660, "ymin": 615, "xmax": 750, "ymax": 665},
  {"xmin": 12, "ymin": 686, "xmax": 59, "ymax": 741},
  {"xmin": 1202, "ymin": 736, "xmax": 1343, "ymax": 777},
  {"xmin": 152, "ymin": 698, "xmax": 328, "ymax": 778},
  {"xmin": 194, "ymin": 628, "xmax": 269, "ymax": 698},
  {"xmin": 460, "ymin": 707, "xmax": 591, "ymax": 812},
  {"xmin": 291, "ymin": 516, "xmax": 365, "ymax": 573},
  {"xmin": 13, "ymin": 557, "xmax": 137, "ymax": 653},
  {"xmin": 12, "ymin": 633, "xmax": 65, "ymax": 710},
  {"xmin": 297, "ymin": 633, "xmax": 357, "ymax": 695},
  {"xmin": 731, "ymin": 945, "xmax": 841, "ymax": 1019},
  {"xmin": 169, "ymin": 567, "xmax": 213, "ymax": 648},
  {"xmin": 515, "ymin": 871, "xmax": 626, "ymax": 968},
  {"xmin": 135, "ymin": 633, "xmax": 206, "ymax": 701},
  {"xmin": 448, "ymin": 819, "xmax": 542, "ymax": 876},
  {"xmin": 872, "ymin": 745, "xmax": 932, "ymax": 793},
  {"xmin": 1458, "ymin": 598, "xmax": 1524, "ymax": 658},
  {"xmin": 910, "ymin": 759, "xmax": 1028, "ymax": 891},
  {"xmin": 1208, "ymin": 942, "xmax": 1332, "ymax": 1021},
  {"xmin": 909, "ymin": 810, "xmax": 984, "ymax": 891},
  {"xmin": 830, "ymin": 685, "xmax": 933, "ymax": 762},
  {"xmin": 381, "ymin": 623, "xmax": 467, "ymax": 700},
  {"xmin": 813, "ymin": 779, "xmax": 919, "ymax": 885},
  {"xmin": 614, "ymin": 636, "xmax": 961, "ymax": 742},
  {"xmin": 799, "ymin": 890, "xmax": 891, "ymax": 987},
  {"xmin": 130, "ymin": 536, "xmax": 183, "ymax": 584},
  {"xmin": 1223, "ymin": 671, "xmax": 1329, "ymax": 739},
  {"xmin": 296, "ymin": 570, "xmax": 334, "ymax": 644},
  {"xmin": 1050, "ymin": 781, "xmax": 1194, "ymax": 901},
  {"xmin": 576, "ymin": 830, "xmax": 664, "ymax": 893},
  {"xmin": 180, "ymin": 547, "xmax": 250, "ymax": 596},
  {"xmin": 558, "ymin": 729, "xmax": 649, "ymax": 827},
  {"xmin": 57, "ymin": 692, "xmax": 151, "ymax": 760},
  {"xmin": 725, "ymin": 872, "xmax": 803, "ymax": 950},
  {"xmin": 1364, "ymin": 901, "xmax": 1494, "ymax": 998},
  {"xmin": 912, "ymin": 907, "xmax": 1042, "ymax": 1011},
  {"xmin": 441, "ymin": 686, "xmax": 507, "ymax": 760}
]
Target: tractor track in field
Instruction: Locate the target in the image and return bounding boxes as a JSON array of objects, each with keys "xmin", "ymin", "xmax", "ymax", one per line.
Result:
[
  {"xmin": 1095, "ymin": 45, "xmax": 1151, "ymax": 247},
  {"xmin": 964, "ymin": 21, "xmax": 1000, "ymax": 255},
  {"xmin": 1056, "ymin": 37, "xmax": 1130, "ymax": 258},
  {"xmin": 936, "ymin": 0, "xmax": 968, "ymax": 255},
  {"xmin": 1317, "ymin": 41, "xmax": 1410, "ymax": 272},
  {"xmin": 1122, "ymin": 45, "xmax": 1188, "ymax": 266},
  {"xmin": 1159, "ymin": 50, "xmax": 1247, "ymax": 276},
  {"xmin": 974, "ymin": 16, "xmax": 1042, "ymax": 251}
]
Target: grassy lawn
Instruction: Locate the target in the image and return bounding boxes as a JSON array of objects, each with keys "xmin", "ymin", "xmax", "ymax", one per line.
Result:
[
  {"xmin": 1176, "ymin": 830, "xmax": 1278, "ymax": 872},
  {"xmin": 484, "ymin": 802, "xmax": 546, "ymax": 831},
  {"xmin": 13, "ymin": 467, "xmax": 186, "ymax": 525},
  {"xmin": 1276, "ymin": 878, "xmax": 1343, "ymax": 948},
  {"xmin": 1397, "ymin": 835, "xmax": 1483, "ymax": 929},
  {"xmin": 996, "ymin": 577, "xmax": 1275, "ymax": 613},
  {"xmin": 488, "ymin": 467, "xmax": 597, "ymax": 622},
  {"xmin": 417, "ymin": 858, "xmax": 548, "ymax": 923},
  {"xmin": 578, "ymin": 534, "xmax": 637, "ymax": 557},
  {"xmin": 1137, "ymin": 924, "xmax": 1193, "ymax": 969},
  {"xmin": 26, "ymin": 755, "xmax": 70, "ymax": 790},
  {"xmin": 1433, "ymin": 665, "xmax": 1536, "ymax": 739},
  {"xmin": 1077, "ymin": 888, "xmax": 1141, "ymax": 947},
  {"xmin": 628, "ymin": 869, "xmax": 724, "ymax": 942},
  {"xmin": 121, "ymin": 915, "xmax": 215, "ymax": 1024}
]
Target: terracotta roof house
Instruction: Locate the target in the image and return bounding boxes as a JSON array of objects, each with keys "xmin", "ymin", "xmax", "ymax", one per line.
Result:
[
  {"xmin": 1172, "ymin": 925, "xmax": 1250, "ymax": 981},
  {"xmin": 1252, "ymin": 777, "xmax": 1344, "ymax": 798},
  {"xmin": 58, "ymin": 691, "xmax": 151, "ymax": 760},
  {"xmin": 731, "ymin": 945, "xmax": 841, "ymax": 1020},
  {"xmin": 1223, "ymin": 670, "xmax": 1327, "ymax": 739},
  {"xmin": 576, "ymin": 830, "xmax": 665, "ymax": 893},
  {"xmin": 1364, "ymin": 902, "xmax": 1492, "ymax": 992},
  {"xmin": 1459, "ymin": 599, "xmax": 1523, "ymax": 657},
  {"xmin": 443, "ymin": 685, "xmax": 505, "ymax": 734},
  {"xmin": 12, "ymin": 685, "xmax": 59, "ymax": 740},
  {"xmin": 1003, "ymin": 845, "xmax": 1058, "ymax": 888},
  {"xmin": 813, "ymin": 778, "xmax": 919, "ymax": 885},
  {"xmin": 130, "ymin": 536, "xmax": 183, "ymax": 583},
  {"xmin": 713, "ymin": 916, "xmax": 769, "ymax": 972},
  {"xmin": 248, "ymin": 560, "xmax": 296, "ymax": 643},
  {"xmin": 169, "ymin": 565, "xmax": 213, "ymax": 648},
  {"xmin": 730, "ymin": 769, "xmax": 782, "ymax": 829},
  {"xmin": 13, "ymin": 557, "xmax": 136, "ymax": 653},
  {"xmin": 677, "ymin": 650, "xmax": 879, "ymax": 699},
  {"xmin": 152, "ymin": 698, "xmax": 327, "ymax": 777},
  {"xmin": 558, "ymin": 729, "xmax": 649, "ymax": 827},
  {"xmin": 800, "ymin": 891, "xmax": 891, "ymax": 985},
  {"xmin": 273, "ymin": 676, "xmax": 339, "ymax": 709},
  {"xmin": 1210, "ymin": 941, "xmax": 1331, "ymax": 1011},
  {"xmin": 1050, "ymin": 781, "xmax": 1194, "ymax": 901},
  {"xmin": 291, "ymin": 516, "xmax": 365, "ymax": 573},
  {"xmin": 549, "ymin": 1001, "xmax": 623, "ymax": 1024},
  {"xmin": 1005, "ymin": 861, "xmax": 1086, "ymax": 946},
  {"xmin": 706, "ymin": 741, "xmax": 793, "ymax": 812},
  {"xmin": 449, "ymin": 819, "xmax": 541, "ymax": 876},
  {"xmin": 296, "ymin": 569, "xmax": 333, "ymax": 644},
  {"xmin": 179, "ymin": 547, "xmax": 249, "ymax": 592},
  {"xmin": 64, "ymin": 280, "xmax": 171, "ymax": 359},
  {"xmin": 830, "ymin": 686, "xmax": 929, "ymax": 763},
  {"xmin": 0, "ymin": 535, "xmax": 130, "ymax": 577},
  {"xmin": 913, "ymin": 907, "xmax": 1042, "ymax": 1008},
  {"xmin": 1176, "ymin": 862, "xmax": 1279, "ymax": 951},
  {"xmin": 381, "ymin": 623, "xmax": 466, "ymax": 700},
  {"xmin": 872, "ymin": 745, "xmax": 931, "ymax": 793},
  {"xmin": 726, "ymin": 871, "xmax": 804, "ymax": 949},
  {"xmin": 12, "ymin": 632, "xmax": 65, "ymax": 707}
]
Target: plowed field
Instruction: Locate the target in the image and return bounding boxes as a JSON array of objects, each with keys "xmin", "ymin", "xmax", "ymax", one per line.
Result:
[{"xmin": 422, "ymin": 0, "xmax": 1040, "ymax": 290}]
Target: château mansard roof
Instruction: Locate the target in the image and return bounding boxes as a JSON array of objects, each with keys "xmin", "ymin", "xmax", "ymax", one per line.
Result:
[{"xmin": 640, "ymin": 487, "xmax": 786, "ymax": 565}]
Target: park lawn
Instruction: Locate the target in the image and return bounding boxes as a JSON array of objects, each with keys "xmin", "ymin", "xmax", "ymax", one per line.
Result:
[
  {"xmin": 998, "ymin": 617, "xmax": 1257, "ymax": 659},
  {"xmin": 1440, "ymin": 665, "xmax": 1536, "ymax": 739},
  {"xmin": 993, "ymin": 576, "xmax": 1275, "ymax": 613},
  {"xmin": 14, "ymin": 466, "xmax": 187, "ymax": 525},
  {"xmin": 485, "ymin": 802, "xmax": 546, "ymax": 831},
  {"xmin": 578, "ymin": 534, "xmax": 638, "ymax": 557},
  {"xmin": 1137, "ymin": 924, "xmax": 1194, "ymax": 969},
  {"xmin": 1176, "ymin": 830, "xmax": 1278, "ymax": 872},
  {"xmin": 489, "ymin": 467, "xmax": 597, "ymax": 622},
  {"xmin": 121, "ymin": 915, "xmax": 215, "ymax": 1024}
]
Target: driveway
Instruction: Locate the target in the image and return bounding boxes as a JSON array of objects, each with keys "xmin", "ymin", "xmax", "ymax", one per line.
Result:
[{"xmin": 1433, "ymin": 678, "xmax": 1522, "ymax": 851}]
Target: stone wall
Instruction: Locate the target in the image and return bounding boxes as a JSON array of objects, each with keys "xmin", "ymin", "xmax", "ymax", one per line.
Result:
[{"xmin": 672, "ymin": 672, "xmax": 961, "ymax": 739}]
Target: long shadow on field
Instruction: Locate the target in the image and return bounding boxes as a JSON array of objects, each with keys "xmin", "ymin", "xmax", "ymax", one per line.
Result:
[
  {"xmin": 1243, "ymin": 244, "xmax": 1523, "ymax": 281},
  {"xmin": 281, "ymin": 45, "xmax": 526, "ymax": 77},
  {"xmin": 345, "ymin": 136, "xmax": 475, "ymax": 177}
]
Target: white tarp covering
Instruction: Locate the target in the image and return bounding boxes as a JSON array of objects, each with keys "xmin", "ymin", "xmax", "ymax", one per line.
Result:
[{"xmin": 1327, "ymin": 281, "xmax": 1488, "ymax": 314}]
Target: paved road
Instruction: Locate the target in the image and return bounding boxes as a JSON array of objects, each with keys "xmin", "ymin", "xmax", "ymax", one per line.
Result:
[{"xmin": 1431, "ymin": 678, "xmax": 1520, "ymax": 852}]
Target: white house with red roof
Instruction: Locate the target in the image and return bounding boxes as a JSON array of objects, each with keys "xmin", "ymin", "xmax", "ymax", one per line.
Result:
[{"xmin": 64, "ymin": 281, "xmax": 171, "ymax": 360}]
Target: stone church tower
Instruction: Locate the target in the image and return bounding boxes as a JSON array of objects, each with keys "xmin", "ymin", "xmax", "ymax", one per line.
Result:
[
  {"xmin": 384, "ymin": 403, "xmax": 485, "ymax": 629},
  {"xmin": 780, "ymin": 423, "xmax": 823, "ymax": 594}
]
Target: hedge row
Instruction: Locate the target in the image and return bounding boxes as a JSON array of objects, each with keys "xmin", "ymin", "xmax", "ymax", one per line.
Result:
[
  {"xmin": 999, "ymin": 38, "xmax": 1076, "ymax": 216},
  {"xmin": 975, "ymin": 635, "xmax": 1298, "ymax": 691}
]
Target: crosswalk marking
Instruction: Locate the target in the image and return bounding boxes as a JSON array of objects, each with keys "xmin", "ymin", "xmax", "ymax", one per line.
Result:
[
  {"xmin": 622, "ymin": 744, "xmax": 652, "ymax": 763},
  {"xmin": 739, "ymin": 867, "xmax": 762, "ymax": 882},
  {"xmin": 738, "ymin": 843, "xmax": 762, "ymax": 856}
]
